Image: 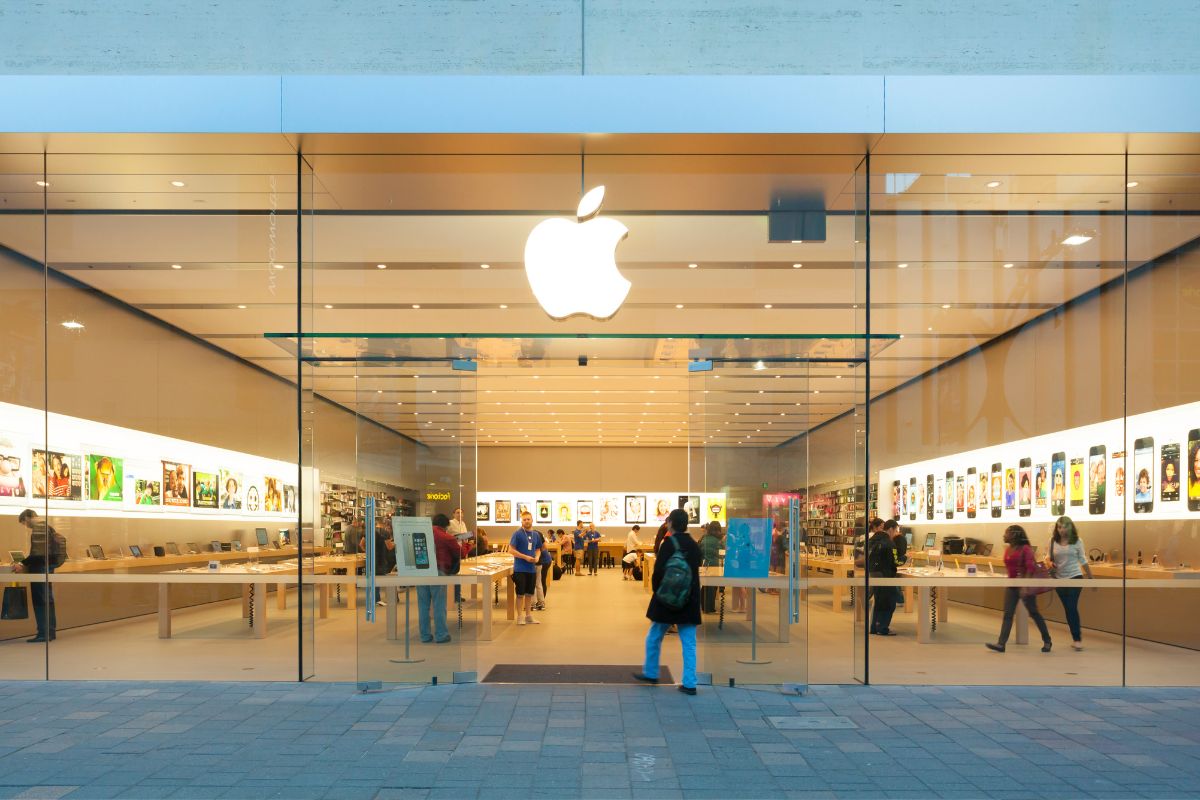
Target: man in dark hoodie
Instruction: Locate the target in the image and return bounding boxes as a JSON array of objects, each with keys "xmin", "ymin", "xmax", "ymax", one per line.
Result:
[{"xmin": 868, "ymin": 521, "xmax": 899, "ymax": 636}]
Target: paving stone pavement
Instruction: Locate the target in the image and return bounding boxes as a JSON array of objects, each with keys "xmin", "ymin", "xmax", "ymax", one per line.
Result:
[{"xmin": 0, "ymin": 682, "xmax": 1196, "ymax": 799}]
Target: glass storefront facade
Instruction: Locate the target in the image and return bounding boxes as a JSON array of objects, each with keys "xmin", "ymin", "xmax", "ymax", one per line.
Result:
[{"xmin": 0, "ymin": 134, "xmax": 1197, "ymax": 686}]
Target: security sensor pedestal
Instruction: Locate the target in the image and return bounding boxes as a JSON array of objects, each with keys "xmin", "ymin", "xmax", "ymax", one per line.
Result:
[
  {"xmin": 736, "ymin": 590, "xmax": 772, "ymax": 665},
  {"xmin": 389, "ymin": 587, "xmax": 424, "ymax": 665}
]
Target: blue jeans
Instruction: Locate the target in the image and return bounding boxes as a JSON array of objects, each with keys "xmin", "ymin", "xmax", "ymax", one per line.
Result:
[
  {"xmin": 643, "ymin": 621, "xmax": 697, "ymax": 689},
  {"xmin": 416, "ymin": 584, "xmax": 449, "ymax": 642}
]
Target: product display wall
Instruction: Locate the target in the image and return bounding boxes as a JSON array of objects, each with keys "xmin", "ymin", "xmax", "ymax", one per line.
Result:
[{"xmin": 475, "ymin": 490, "xmax": 727, "ymax": 528}]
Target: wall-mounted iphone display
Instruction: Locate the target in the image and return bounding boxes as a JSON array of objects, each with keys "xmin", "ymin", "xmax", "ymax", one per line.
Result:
[
  {"xmin": 925, "ymin": 474, "xmax": 934, "ymax": 520},
  {"xmin": 1088, "ymin": 445, "xmax": 1106, "ymax": 515},
  {"xmin": 978, "ymin": 471, "xmax": 989, "ymax": 519},
  {"xmin": 966, "ymin": 467, "xmax": 977, "ymax": 518},
  {"xmin": 1160, "ymin": 443, "xmax": 1180, "ymax": 502},
  {"xmin": 935, "ymin": 477, "xmax": 946, "ymax": 519},
  {"xmin": 1051, "ymin": 452, "xmax": 1066, "ymax": 516},
  {"xmin": 1034, "ymin": 463, "xmax": 1048, "ymax": 509},
  {"xmin": 1004, "ymin": 468, "xmax": 1017, "ymax": 510},
  {"xmin": 943, "ymin": 471, "xmax": 954, "ymax": 519},
  {"xmin": 1189, "ymin": 430, "xmax": 1200, "ymax": 511},
  {"xmin": 1111, "ymin": 450, "xmax": 1125, "ymax": 499},
  {"xmin": 892, "ymin": 480, "xmax": 902, "ymax": 519},
  {"xmin": 955, "ymin": 475, "xmax": 965, "ymax": 514},
  {"xmin": 1019, "ymin": 458, "xmax": 1032, "ymax": 517},
  {"xmin": 1134, "ymin": 437, "xmax": 1154, "ymax": 513},
  {"xmin": 990, "ymin": 463, "xmax": 1003, "ymax": 517},
  {"xmin": 909, "ymin": 477, "xmax": 918, "ymax": 521},
  {"xmin": 1070, "ymin": 457, "xmax": 1085, "ymax": 507}
]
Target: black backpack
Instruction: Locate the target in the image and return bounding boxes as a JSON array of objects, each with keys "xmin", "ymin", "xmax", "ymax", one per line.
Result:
[{"xmin": 654, "ymin": 541, "xmax": 693, "ymax": 609}]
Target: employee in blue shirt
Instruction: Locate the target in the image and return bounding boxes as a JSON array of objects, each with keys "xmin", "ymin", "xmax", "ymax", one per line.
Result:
[
  {"xmin": 572, "ymin": 522, "xmax": 585, "ymax": 576},
  {"xmin": 507, "ymin": 511, "xmax": 542, "ymax": 625},
  {"xmin": 584, "ymin": 523, "xmax": 602, "ymax": 575}
]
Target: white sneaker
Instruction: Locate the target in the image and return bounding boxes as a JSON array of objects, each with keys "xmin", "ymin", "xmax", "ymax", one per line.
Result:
[
  {"xmin": 376, "ymin": 600, "xmax": 386, "ymax": 607},
  {"xmin": 525, "ymin": 616, "xmax": 540, "ymax": 624},
  {"xmin": 517, "ymin": 617, "xmax": 526, "ymax": 626}
]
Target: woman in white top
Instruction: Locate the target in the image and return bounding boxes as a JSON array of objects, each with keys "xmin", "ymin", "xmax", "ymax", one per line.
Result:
[{"xmin": 1046, "ymin": 516, "xmax": 1094, "ymax": 650}]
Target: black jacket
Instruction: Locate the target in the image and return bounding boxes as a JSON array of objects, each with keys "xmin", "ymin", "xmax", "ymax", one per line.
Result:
[
  {"xmin": 646, "ymin": 532, "xmax": 702, "ymax": 626},
  {"xmin": 21, "ymin": 524, "xmax": 61, "ymax": 575},
  {"xmin": 867, "ymin": 531, "xmax": 898, "ymax": 578}
]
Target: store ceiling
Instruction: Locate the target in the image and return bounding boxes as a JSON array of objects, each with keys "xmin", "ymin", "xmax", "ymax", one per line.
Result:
[{"xmin": 1, "ymin": 133, "xmax": 1198, "ymax": 448}]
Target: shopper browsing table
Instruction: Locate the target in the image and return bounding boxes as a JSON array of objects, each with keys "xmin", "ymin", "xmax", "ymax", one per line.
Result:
[
  {"xmin": 416, "ymin": 514, "xmax": 460, "ymax": 643},
  {"xmin": 13, "ymin": 509, "xmax": 63, "ymax": 643},
  {"xmin": 508, "ymin": 511, "xmax": 543, "ymax": 625},
  {"xmin": 634, "ymin": 509, "xmax": 701, "ymax": 695}
]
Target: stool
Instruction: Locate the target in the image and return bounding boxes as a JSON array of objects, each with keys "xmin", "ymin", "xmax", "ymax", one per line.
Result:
[{"xmin": 601, "ymin": 552, "xmax": 615, "ymax": 569}]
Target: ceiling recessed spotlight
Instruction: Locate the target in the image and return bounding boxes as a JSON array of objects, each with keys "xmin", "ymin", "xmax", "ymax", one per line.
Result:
[
  {"xmin": 753, "ymin": 360, "xmax": 765, "ymax": 371},
  {"xmin": 236, "ymin": 304, "xmax": 247, "ymax": 309},
  {"xmin": 1003, "ymin": 263, "xmax": 1014, "ymax": 269},
  {"xmin": 763, "ymin": 304, "xmax": 773, "ymax": 309},
  {"xmin": 986, "ymin": 180, "xmax": 1002, "ymax": 188},
  {"xmin": 413, "ymin": 374, "xmax": 420, "ymax": 379},
  {"xmin": 170, "ymin": 264, "xmax": 182, "ymax": 270},
  {"xmin": 1062, "ymin": 234, "xmax": 1093, "ymax": 246},
  {"xmin": 35, "ymin": 180, "xmax": 49, "ymax": 187},
  {"xmin": 396, "ymin": 401, "xmax": 403, "ymax": 406},
  {"xmin": 324, "ymin": 304, "xmax": 333, "ymax": 309},
  {"xmin": 675, "ymin": 304, "xmax": 684, "ymax": 309},
  {"xmin": 941, "ymin": 303, "xmax": 951, "ymax": 309},
  {"xmin": 170, "ymin": 180, "xmax": 186, "ymax": 187},
  {"xmin": 1127, "ymin": 181, "xmax": 1139, "ymax": 188},
  {"xmin": 813, "ymin": 390, "xmax": 820, "ymax": 395},
  {"xmin": 60, "ymin": 320, "xmax": 84, "ymax": 330},
  {"xmin": 411, "ymin": 304, "xmax": 420, "ymax": 309},
  {"xmin": 836, "ymin": 374, "xmax": 842, "ymax": 379},
  {"xmin": 376, "ymin": 263, "xmax": 387, "ymax": 269},
  {"xmin": 791, "ymin": 240, "xmax": 804, "ymax": 244},
  {"xmin": 479, "ymin": 263, "xmax": 490, "ymax": 270},
  {"xmin": 687, "ymin": 263, "xmax": 698, "ymax": 269},
  {"xmin": 431, "ymin": 389, "xmax": 437, "ymax": 394},
  {"xmin": 927, "ymin": 326, "xmax": 933, "ymax": 331},
  {"xmin": 792, "ymin": 263, "xmax": 803, "ymax": 269},
  {"xmin": 376, "ymin": 389, "xmax": 383, "ymax": 394},
  {"xmin": 897, "ymin": 263, "xmax": 909, "ymax": 269},
  {"xmin": 273, "ymin": 263, "xmax": 285, "ymax": 270},
  {"xmin": 499, "ymin": 304, "xmax": 508, "ymax": 309}
]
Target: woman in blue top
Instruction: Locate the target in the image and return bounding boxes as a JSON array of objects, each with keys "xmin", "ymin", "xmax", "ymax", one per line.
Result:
[{"xmin": 1046, "ymin": 516, "xmax": 1093, "ymax": 650}]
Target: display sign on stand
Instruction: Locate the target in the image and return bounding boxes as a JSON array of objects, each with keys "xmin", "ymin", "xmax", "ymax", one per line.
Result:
[
  {"xmin": 392, "ymin": 516, "xmax": 436, "ymax": 577},
  {"xmin": 724, "ymin": 518, "xmax": 771, "ymax": 579}
]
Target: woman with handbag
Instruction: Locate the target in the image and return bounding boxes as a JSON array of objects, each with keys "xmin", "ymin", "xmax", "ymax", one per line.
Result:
[
  {"xmin": 986, "ymin": 524, "xmax": 1052, "ymax": 653},
  {"xmin": 1046, "ymin": 516, "xmax": 1092, "ymax": 651}
]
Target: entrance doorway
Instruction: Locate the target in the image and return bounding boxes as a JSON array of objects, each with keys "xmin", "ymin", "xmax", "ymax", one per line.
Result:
[{"xmin": 280, "ymin": 331, "xmax": 881, "ymax": 687}]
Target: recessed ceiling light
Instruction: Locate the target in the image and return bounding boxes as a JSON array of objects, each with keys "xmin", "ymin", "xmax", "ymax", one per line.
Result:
[
  {"xmin": 791, "ymin": 240, "xmax": 804, "ymax": 244},
  {"xmin": 813, "ymin": 390, "xmax": 820, "ymax": 395},
  {"xmin": 170, "ymin": 264, "xmax": 182, "ymax": 270},
  {"xmin": 236, "ymin": 304, "xmax": 247, "ymax": 309},
  {"xmin": 792, "ymin": 263, "xmax": 803, "ymax": 269},
  {"xmin": 413, "ymin": 375, "xmax": 420, "ymax": 379},
  {"xmin": 35, "ymin": 180, "xmax": 49, "ymax": 187},
  {"xmin": 986, "ymin": 180, "xmax": 1002, "ymax": 188},
  {"xmin": 927, "ymin": 326, "xmax": 933, "ymax": 331},
  {"xmin": 675, "ymin": 304, "xmax": 684, "ymax": 309},
  {"xmin": 431, "ymin": 389, "xmax": 437, "ymax": 394},
  {"xmin": 897, "ymin": 263, "xmax": 908, "ymax": 269},
  {"xmin": 941, "ymin": 303, "xmax": 951, "ymax": 309},
  {"xmin": 273, "ymin": 263, "xmax": 285, "ymax": 270},
  {"xmin": 1126, "ymin": 181, "xmax": 1139, "ymax": 188},
  {"xmin": 763, "ymin": 304, "xmax": 773, "ymax": 309},
  {"xmin": 836, "ymin": 375, "xmax": 842, "ymax": 379},
  {"xmin": 1003, "ymin": 263, "xmax": 1014, "ymax": 269},
  {"xmin": 411, "ymin": 304, "xmax": 420, "ymax": 309},
  {"xmin": 376, "ymin": 263, "xmax": 387, "ymax": 269},
  {"xmin": 170, "ymin": 180, "xmax": 186, "ymax": 187},
  {"xmin": 687, "ymin": 263, "xmax": 698, "ymax": 269},
  {"xmin": 499, "ymin": 304, "xmax": 508, "ymax": 309},
  {"xmin": 1062, "ymin": 234, "xmax": 1093, "ymax": 246},
  {"xmin": 60, "ymin": 320, "xmax": 84, "ymax": 330},
  {"xmin": 376, "ymin": 389, "xmax": 383, "ymax": 394},
  {"xmin": 480, "ymin": 263, "xmax": 490, "ymax": 269}
]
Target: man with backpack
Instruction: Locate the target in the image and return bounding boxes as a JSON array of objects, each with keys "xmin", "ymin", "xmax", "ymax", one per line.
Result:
[
  {"xmin": 14, "ymin": 509, "xmax": 64, "ymax": 643},
  {"xmin": 633, "ymin": 509, "xmax": 701, "ymax": 695},
  {"xmin": 867, "ymin": 519, "xmax": 899, "ymax": 636}
]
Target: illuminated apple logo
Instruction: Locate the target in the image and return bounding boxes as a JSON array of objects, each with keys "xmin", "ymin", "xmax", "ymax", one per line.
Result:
[{"xmin": 524, "ymin": 186, "xmax": 630, "ymax": 319}]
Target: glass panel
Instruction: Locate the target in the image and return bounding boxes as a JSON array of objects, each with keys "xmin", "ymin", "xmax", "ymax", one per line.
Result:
[
  {"xmin": 1125, "ymin": 150, "xmax": 1200, "ymax": 685},
  {"xmin": 298, "ymin": 154, "xmax": 316, "ymax": 680},
  {"xmin": 0, "ymin": 152, "xmax": 47, "ymax": 676},
  {"xmin": 43, "ymin": 151, "xmax": 301, "ymax": 680},
  {"xmin": 867, "ymin": 149, "xmax": 1127, "ymax": 684}
]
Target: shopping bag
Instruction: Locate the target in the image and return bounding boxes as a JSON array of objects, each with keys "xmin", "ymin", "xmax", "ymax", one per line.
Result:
[{"xmin": 2, "ymin": 585, "xmax": 29, "ymax": 620}]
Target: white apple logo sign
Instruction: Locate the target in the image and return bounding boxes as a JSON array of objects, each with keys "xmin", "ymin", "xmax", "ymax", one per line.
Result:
[{"xmin": 524, "ymin": 185, "xmax": 630, "ymax": 320}]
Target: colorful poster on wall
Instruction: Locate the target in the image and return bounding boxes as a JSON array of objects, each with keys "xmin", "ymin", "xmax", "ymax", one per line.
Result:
[
  {"xmin": 193, "ymin": 471, "xmax": 218, "ymax": 509},
  {"xmin": 724, "ymin": 518, "xmax": 771, "ymax": 578},
  {"xmin": 244, "ymin": 484, "xmax": 261, "ymax": 512},
  {"xmin": 34, "ymin": 450, "xmax": 83, "ymax": 500},
  {"xmin": 0, "ymin": 435, "xmax": 29, "ymax": 499},
  {"xmin": 494, "ymin": 499, "xmax": 511, "ymax": 524},
  {"xmin": 652, "ymin": 496, "xmax": 672, "ymax": 522},
  {"xmin": 219, "ymin": 470, "xmax": 243, "ymax": 510},
  {"xmin": 556, "ymin": 501, "xmax": 572, "ymax": 523},
  {"xmin": 476, "ymin": 501, "xmax": 490, "ymax": 522},
  {"xmin": 134, "ymin": 477, "xmax": 161, "ymax": 506},
  {"xmin": 598, "ymin": 496, "xmax": 621, "ymax": 523},
  {"xmin": 536, "ymin": 500, "xmax": 552, "ymax": 523},
  {"xmin": 283, "ymin": 484, "xmax": 297, "ymax": 514},
  {"xmin": 577, "ymin": 500, "xmax": 592, "ymax": 523},
  {"xmin": 1069, "ymin": 457, "xmax": 1084, "ymax": 506},
  {"xmin": 1035, "ymin": 464, "xmax": 1048, "ymax": 508},
  {"xmin": 515, "ymin": 501, "xmax": 530, "ymax": 520},
  {"xmin": 624, "ymin": 495, "xmax": 646, "ymax": 524},
  {"xmin": 162, "ymin": 461, "xmax": 191, "ymax": 506},
  {"xmin": 87, "ymin": 454, "xmax": 124, "ymax": 502},
  {"xmin": 263, "ymin": 477, "xmax": 283, "ymax": 512},
  {"xmin": 678, "ymin": 495, "xmax": 700, "ymax": 525},
  {"xmin": 703, "ymin": 494, "xmax": 726, "ymax": 526}
]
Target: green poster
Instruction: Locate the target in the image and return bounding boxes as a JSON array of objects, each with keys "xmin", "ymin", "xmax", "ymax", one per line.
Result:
[{"xmin": 88, "ymin": 454, "xmax": 124, "ymax": 502}]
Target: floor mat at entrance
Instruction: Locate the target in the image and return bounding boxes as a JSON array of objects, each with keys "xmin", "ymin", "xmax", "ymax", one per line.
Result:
[{"xmin": 482, "ymin": 664, "xmax": 675, "ymax": 684}]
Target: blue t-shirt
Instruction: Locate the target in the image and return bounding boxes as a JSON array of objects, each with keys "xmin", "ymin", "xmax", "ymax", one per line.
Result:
[
  {"xmin": 573, "ymin": 529, "xmax": 584, "ymax": 549},
  {"xmin": 510, "ymin": 528, "xmax": 539, "ymax": 574},
  {"xmin": 585, "ymin": 531, "xmax": 601, "ymax": 550}
]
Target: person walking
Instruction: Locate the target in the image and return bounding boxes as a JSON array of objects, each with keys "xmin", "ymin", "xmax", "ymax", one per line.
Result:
[
  {"xmin": 572, "ymin": 521, "xmax": 585, "ymax": 576},
  {"xmin": 698, "ymin": 521, "xmax": 722, "ymax": 613},
  {"xmin": 633, "ymin": 509, "xmax": 701, "ymax": 695},
  {"xmin": 1046, "ymin": 516, "xmax": 1093, "ymax": 650},
  {"xmin": 416, "ymin": 514, "xmax": 460, "ymax": 644},
  {"xmin": 584, "ymin": 523, "xmax": 601, "ymax": 575},
  {"xmin": 986, "ymin": 524, "xmax": 1053, "ymax": 653},
  {"xmin": 623, "ymin": 525, "xmax": 642, "ymax": 580},
  {"xmin": 13, "ymin": 509, "xmax": 63, "ymax": 643},
  {"xmin": 867, "ymin": 521, "xmax": 898, "ymax": 636},
  {"xmin": 508, "ymin": 511, "xmax": 542, "ymax": 625}
]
